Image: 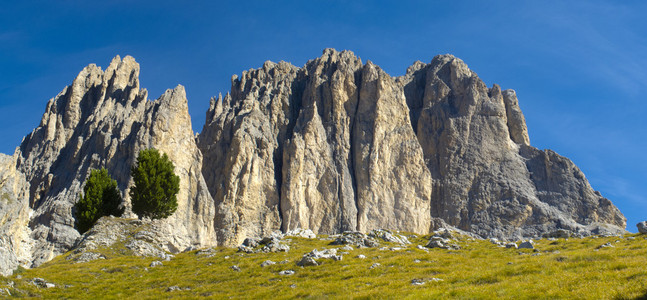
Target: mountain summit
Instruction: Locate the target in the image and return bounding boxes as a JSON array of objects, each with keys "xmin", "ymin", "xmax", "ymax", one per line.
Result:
[{"xmin": 0, "ymin": 49, "xmax": 626, "ymax": 275}]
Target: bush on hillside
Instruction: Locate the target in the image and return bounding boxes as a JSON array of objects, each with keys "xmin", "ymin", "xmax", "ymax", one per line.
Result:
[
  {"xmin": 129, "ymin": 148, "xmax": 180, "ymax": 219},
  {"xmin": 74, "ymin": 168, "xmax": 124, "ymax": 234}
]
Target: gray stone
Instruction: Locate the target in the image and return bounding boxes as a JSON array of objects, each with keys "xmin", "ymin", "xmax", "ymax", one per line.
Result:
[
  {"xmin": 31, "ymin": 278, "xmax": 54, "ymax": 288},
  {"xmin": 150, "ymin": 261, "xmax": 163, "ymax": 267},
  {"xmin": 331, "ymin": 231, "xmax": 379, "ymax": 248},
  {"xmin": 597, "ymin": 242, "xmax": 614, "ymax": 249},
  {"xmin": 368, "ymin": 229, "xmax": 411, "ymax": 245},
  {"xmin": 506, "ymin": 243, "xmax": 518, "ymax": 249},
  {"xmin": 356, "ymin": 255, "xmax": 366, "ymax": 259},
  {"xmin": 369, "ymin": 263, "xmax": 381, "ymax": 269},
  {"xmin": 637, "ymin": 221, "xmax": 647, "ymax": 234},
  {"xmin": 518, "ymin": 241, "xmax": 534, "ymax": 249},
  {"xmin": 230, "ymin": 265, "xmax": 241, "ymax": 272},
  {"xmin": 296, "ymin": 256, "xmax": 319, "ymax": 267},
  {"xmin": 167, "ymin": 286, "xmax": 180, "ymax": 292},
  {"xmin": 296, "ymin": 248, "xmax": 342, "ymax": 267},
  {"xmin": 260, "ymin": 260, "xmax": 276, "ymax": 267},
  {"xmin": 242, "ymin": 237, "xmax": 260, "ymax": 248},
  {"xmin": 279, "ymin": 270, "xmax": 295, "ymax": 275},
  {"xmin": 411, "ymin": 279, "xmax": 426, "ymax": 285},
  {"xmin": 426, "ymin": 236, "xmax": 460, "ymax": 250}
]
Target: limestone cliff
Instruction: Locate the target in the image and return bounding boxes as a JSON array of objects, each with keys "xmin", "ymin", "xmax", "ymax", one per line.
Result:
[
  {"xmin": 199, "ymin": 49, "xmax": 625, "ymax": 243},
  {"xmin": 0, "ymin": 50, "xmax": 626, "ymax": 274}
]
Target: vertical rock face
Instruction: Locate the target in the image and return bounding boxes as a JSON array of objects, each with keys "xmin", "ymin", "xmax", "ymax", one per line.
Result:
[
  {"xmin": 0, "ymin": 49, "xmax": 627, "ymax": 272},
  {"xmin": 13, "ymin": 56, "xmax": 216, "ymax": 268},
  {"xmin": 197, "ymin": 61, "xmax": 299, "ymax": 246},
  {"xmin": 199, "ymin": 48, "xmax": 625, "ymax": 242}
]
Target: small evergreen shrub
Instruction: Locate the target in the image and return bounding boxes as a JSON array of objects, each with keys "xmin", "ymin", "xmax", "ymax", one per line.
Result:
[
  {"xmin": 74, "ymin": 168, "xmax": 124, "ymax": 234},
  {"xmin": 129, "ymin": 148, "xmax": 180, "ymax": 219}
]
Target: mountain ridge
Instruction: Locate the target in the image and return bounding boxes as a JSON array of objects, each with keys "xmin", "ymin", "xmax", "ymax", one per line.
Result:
[{"xmin": 0, "ymin": 49, "xmax": 626, "ymax": 276}]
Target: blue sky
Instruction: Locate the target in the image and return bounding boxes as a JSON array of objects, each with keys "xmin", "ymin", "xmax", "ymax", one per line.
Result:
[{"xmin": 1, "ymin": 1, "xmax": 645, "ymax": 231}]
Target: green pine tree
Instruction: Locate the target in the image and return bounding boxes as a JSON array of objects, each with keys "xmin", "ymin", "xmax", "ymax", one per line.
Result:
[
  {"xmin": 129, "ymin": 148, "xmax": 180, "ymax": 219},
  {"xmin": 74, "ymin": 168, "xmax": 124, "ymax": 234}
]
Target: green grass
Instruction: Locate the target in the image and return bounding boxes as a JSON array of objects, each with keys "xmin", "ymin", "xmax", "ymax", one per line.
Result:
[{"xmin": 2, "ymin": 233, "xmax": 647, "ymax": 299}]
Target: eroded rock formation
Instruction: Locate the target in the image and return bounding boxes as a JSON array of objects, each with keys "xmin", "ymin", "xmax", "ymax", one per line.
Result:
[{"xmin": 7, "ymin": 56, "xmax": 216, "ymax": 272}]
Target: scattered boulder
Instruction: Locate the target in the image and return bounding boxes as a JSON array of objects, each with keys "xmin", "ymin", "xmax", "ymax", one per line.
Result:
[
  {"xmin": 242, "ymin": 238, "xmax": 260, "ymax": 248},
  {"xmin": 260, "ymin": 260, "xmax": 276, "ymax": 267},
  {"xmin": 31, "ymin": 278, "xmax": 55, "ymax": 288},
  {"xmin": 426, "ymin": 236, "xmax": 460, "ymax": 250},
  {"xmin": 432, "ymin": 229, "xmax": 454, "ymax": 239},
  {"xmin": 597, "ymin": 242, "xmax": 614, "ymax": 249},
  {"xmin": 368, "ymin": 229, "xmax": 411, "ymax": 245},
  {"xmin": 230, "ymin": 265, "xmax": 241, "ymax": 272},
  {"xmin": 330, "ymin": 232, "xmax": 379, "ymax": 248},
  {"xmin": 238, "ymin": 234, "xmax": 290, "ymax": 253},
  {"xmin": 167, "ymin": 286, "xmax": 181, "ymax": 292},
  {"xmin": 296, "ymin": 256, "xmax": 319, "ymax": 267},
  {"xmin": 637, "ymin": 221, "xmax": 647, "ymax": 234},
  {"xmin": 518, "ymin": 241, "xmax": 535, "ymax": 249},
  {"xmin": 150, "ymin": 261, "xmax": 163, "ymax": 267},
  {"xmin": 297, "ymin": 248, "xmax": 342, "ymax": 267},
  {"xmin": 369, "ymin": 263, "xmax": 381, "ymax": 269},
  {"xmin": 279, "ymin": 270, "xmax": 295, "ymax": 275},
  {"xmin": 357, "ymin": 255, "xmax": 366, "ymax": 259}
]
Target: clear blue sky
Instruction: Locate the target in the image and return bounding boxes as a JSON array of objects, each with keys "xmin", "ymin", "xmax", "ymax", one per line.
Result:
[{"xmin": 1, "ymin": 1, "xmax": 645, "ymax": 231}]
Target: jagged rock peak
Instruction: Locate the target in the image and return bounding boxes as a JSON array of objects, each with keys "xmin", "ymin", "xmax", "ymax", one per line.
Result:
[{"xmin": 10, "ymin": 55, "xmax": 216, "ymax": 270}]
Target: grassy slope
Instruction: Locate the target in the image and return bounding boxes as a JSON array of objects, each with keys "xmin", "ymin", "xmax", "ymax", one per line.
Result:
[{"xmin": 2, "ymin": 233, "xmax": 647, "ymax": 299}]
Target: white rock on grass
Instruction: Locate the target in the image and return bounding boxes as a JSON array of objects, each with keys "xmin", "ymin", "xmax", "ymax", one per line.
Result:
[{"xmin": 279, "ymin": 270, "xmax": 295, "ymax": 275}]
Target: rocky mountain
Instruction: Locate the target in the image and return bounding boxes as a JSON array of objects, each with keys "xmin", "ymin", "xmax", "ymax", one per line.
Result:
[
  {"xmin": 0, "ymin": 49, "xmax": 626, "ymax": 275},
  {"xmin": 1, "ymin": 56, "xmax": 216, "ymax": 275}
]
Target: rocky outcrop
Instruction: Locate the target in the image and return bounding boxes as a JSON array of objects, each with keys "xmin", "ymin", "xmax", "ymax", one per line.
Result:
[
  {"xmin": 0, "ymin": 49, "xmax": 626, "ymax": 273},
  {"xmin": 11, "ymin": 56, "xmax": 216, "ymax": 269}
]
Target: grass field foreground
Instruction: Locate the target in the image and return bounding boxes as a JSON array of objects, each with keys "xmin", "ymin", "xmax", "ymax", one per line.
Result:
[{"xmin": 2, "ymin": 232, "xmax": 647, "ymax": 299}]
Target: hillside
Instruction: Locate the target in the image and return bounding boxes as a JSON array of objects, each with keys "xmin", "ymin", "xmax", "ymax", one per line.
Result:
[{"xmin": 1, "ymin": 223, "xmax": 645, "ymax": 299}]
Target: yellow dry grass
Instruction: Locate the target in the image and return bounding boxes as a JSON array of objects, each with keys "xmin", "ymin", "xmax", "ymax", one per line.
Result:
[{"xmin": 2, "ymin": 233, "xmax": 647, "ymax": 299}]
